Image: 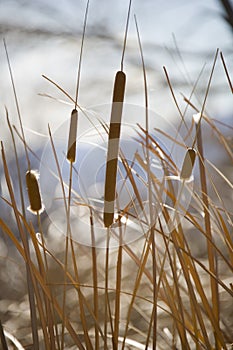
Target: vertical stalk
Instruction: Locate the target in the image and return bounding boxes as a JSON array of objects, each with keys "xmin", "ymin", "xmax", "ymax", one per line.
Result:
[
  {"xmin": 195, "ymin": 119, "xmax": 220, "ymax": 348},
  {"xmin": 135, "ymin": 16, "xmax": 157, "ymax": 349}
]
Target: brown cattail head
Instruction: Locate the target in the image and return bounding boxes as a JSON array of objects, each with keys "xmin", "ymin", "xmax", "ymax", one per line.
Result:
[
  {"xmin": 113, "ymin": 70, "xmax": 126, "ymax": 103},
  {"xmin": 180, "ymin": 148, "xmax": 196, "ymax": 180},
  {"xmin": 104, "ymin": 71, "xmax": 126, "ymax": 228},
  {"xmin": 26, "ymin": 170, "xmax": 43, "ymax": 214},
  {"xmin": 67, "ymin": 108, "xmax": 78, "ymax": 163}
]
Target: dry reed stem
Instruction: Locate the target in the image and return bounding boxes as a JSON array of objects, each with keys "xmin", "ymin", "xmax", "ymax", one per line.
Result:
[
  {"xmin": 34, "ymin": 233, "xmax": 106, "ymax": 342},
  {"xmin": 1, "ymin": 141, "xmax": 51, "ymax": 347},
  {"xmin": 48, "ymin": 127, "xmax": 93, "ymax": 349},
  {"xmin": 62, "ymin": 1, "xmax": 90, "ymax": 346},
  {"xmin": 220, "ymin": 51, "xmax": 233, "ymax": 93},
  {"xmin": 121, "ymin": 218, "xmax": 166, "ymax": 349},
  {"xmin": 0, "ymin": 214, "xmax": 92, "ymax": 349},
  {"xmin": 161, "ymin": 213, "xmax": 212, "ymax": 347},
  {"xmin": 70, "ymin": 239, "xmax": 93, "ymax": 350},
  {"xmin": 195, "ymin": 119, "xmax": 222, "ymax": 349},
  {"xmin": 136, "ymin": 124, "xmax": 179, "ymax": 173},
  {"xmin": 90, "ymin": 211, "xmax": 99, "ymax": 350},
  {"xmin": 29, "ymin": 226, "xmax": 58, "ymax": 349},
  {"xmin": 1, "ymin": 142, "xmax": 40, "ymax": 349},
  {"xmin": 134, "ymin": 15, "xmax": 158, "ymax": 349},
  {"xmin": 181, "ymin": 50, "xmax": 228, "ymax": 348},
  {"xmin": 66, "ymin": 0, "xmax": 89, "ymax": 163},
  {"xmin": 163, "ymin": 65, "xmax": 189, "ymax": 131},
  {"xmin": 120, "ymin": 154, "xmax": 148, "ymax": 224},
  {"xmin": 191, "ymin": 49, "xmax": 219, "ymax": 149},
  {"xmin": 157, "ymin": 142, "xmax": 229, "ymax": 348},
  {"xmin": 6, "ymin": 112, "xmax": 50, "ymax": 343},
  {"xmin": 113, "ymin": 219, "xmax": 123, "ymax": 350},
  {"xmin": 158, "ymin": 186, "xmax": 190, "ymax": 348},
  {"xmin": 104, "ymin": 230, "xmax": 110, "ymax": 349},
  {"xmin": 3, "ymin": 39, "xmax": 41, "ymax": 348},
  {"xmin": 5, "ymin": 108, "xmax": 25, "ymax": 216},
  {"xmin": 3, "ymin": 39, "xmax": 31, "ymax": 170},
  {"xmin": 37, "ymin": 214, "xmax": 58, "ymax": 350},
  {"xmin": 182, "ymin": 97, "xmax": 233, "ymax": 162}
]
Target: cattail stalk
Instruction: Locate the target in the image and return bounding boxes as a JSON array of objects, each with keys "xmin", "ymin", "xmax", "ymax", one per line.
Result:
[
  {"xmin": 103, "ymin": 0, "xmax": 132, "ymax": 228},
  {"xmin": 62, "ymin": 2, "xmax": 89, "ymax": 349},
  {"xmin": 66, "ymin": 0, "xmax": 89, "ymax": 164}
]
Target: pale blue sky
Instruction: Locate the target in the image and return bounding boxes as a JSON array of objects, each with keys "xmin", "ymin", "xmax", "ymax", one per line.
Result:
[{"xmin": 0, "ymin": 0, "xmax": 232, "ymax": 140}]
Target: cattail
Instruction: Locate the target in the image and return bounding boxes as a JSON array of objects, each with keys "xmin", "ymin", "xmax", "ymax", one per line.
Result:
[
  {"xmin": 66, "ymin": 1, "xmax": 89, "ymax": 165},
  {"xmin": 104, "ymin": 70, "xmax": 126, "ymax": 228},
  {"xmin": 67, "ymin": 108, "xmax": 78, "ymax": 163},
  {"xmin": 103, "ymin": 0, "xmax": 132, "ymax": 228},
  {"xmin": 180, "ymin": 148, "xmax": 196, "ymax": 180},
  {"xmin": 26, "ymin": 170, "xmax": 43, "ymax": 214},
  {"xmin": 111, "ymin": 71, "xmax": 126, "ymax": 104}
]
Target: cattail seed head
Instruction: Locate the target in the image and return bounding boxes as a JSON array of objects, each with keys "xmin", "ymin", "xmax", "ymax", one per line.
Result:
[
  {"xmin": 26, "ymin": 170, "xmax": 43, "ymax": 214},
  {"xmin": 113, "ymin": 70, "xmax": 126, "ymax": 103},
  {"xmin": 67, "ymin": 108, "xmax": 78, "ymax": 163},
  {"xmin": 180, "ymin": 148, "xmax": 196, "ymax": 180},
  {"xmin": 104, "ymin": 71, "xmax": 126, "ymax": 228}
]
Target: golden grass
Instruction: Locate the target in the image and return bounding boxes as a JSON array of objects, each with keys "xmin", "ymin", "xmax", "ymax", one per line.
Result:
[{"xmin": 0, "ymin": 5, "xmax": 233, "ymax": 350}]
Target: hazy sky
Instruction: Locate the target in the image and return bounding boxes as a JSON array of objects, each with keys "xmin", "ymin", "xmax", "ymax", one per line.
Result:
[{"xmin": 0, "ymin": 0, "xmax": 232, "ymax": 140}]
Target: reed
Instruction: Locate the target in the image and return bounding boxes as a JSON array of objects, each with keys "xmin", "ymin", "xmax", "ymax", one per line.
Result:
[
  {"xmin": 103, "ymin": 0, "xmax": 131, "ymax": 228},
  {"xmin": 0, "ymin": 4, "xmax": 233, "ymax": 350}
]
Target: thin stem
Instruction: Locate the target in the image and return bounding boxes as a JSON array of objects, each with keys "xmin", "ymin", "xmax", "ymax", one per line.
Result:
[
  {"xmin": 192, "ymin": 49, "xmax": 219, "ymax": 148},
  {"xmin": 74, "ymin": 0, "xmax": 90, "ymax": 107},
  {"xmin": 121, "ymin": 0, "xmax": 132, "ymax": 71},
  {"xmin": 220, "ymin": 51, "xmax": 233, "ymax": 92},
  {"xmin": 3, "ymin": 39, "xmax": 31, "ymax": 170},
  {"xmin": 134, "ymin": 15, "xmax": 157, "ymax": 349}
]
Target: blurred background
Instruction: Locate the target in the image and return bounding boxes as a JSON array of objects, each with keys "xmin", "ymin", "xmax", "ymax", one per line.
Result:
[
  {"xmin": 0, "ymin": 2, "xmax": 232, "ymax": 346},
  {"xmin": 0, "ymin": 0, "xmax": 232, "ymax": 149}
]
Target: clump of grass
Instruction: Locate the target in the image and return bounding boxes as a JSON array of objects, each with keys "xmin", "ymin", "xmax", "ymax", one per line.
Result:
[{"xmin": 0, "ymin": 4, "xmax": 233, "ymax": 350}]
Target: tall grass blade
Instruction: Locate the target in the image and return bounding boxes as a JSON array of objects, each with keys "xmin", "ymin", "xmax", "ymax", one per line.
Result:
[
  {"xmin": 220, "ymin": 51, "xmax": 233, "ymax": 92},
  {"xmin": 135, "ymin": 15, "xmax": 158, "ymax": 349}
]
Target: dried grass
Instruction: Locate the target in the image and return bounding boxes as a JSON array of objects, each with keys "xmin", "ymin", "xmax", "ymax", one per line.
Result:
[{"xmin": 0, "ymin": 3, "xmax": 233, "ymax": 350}]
